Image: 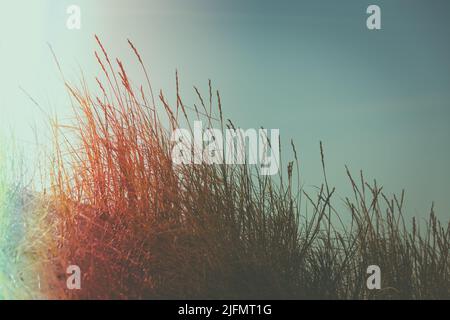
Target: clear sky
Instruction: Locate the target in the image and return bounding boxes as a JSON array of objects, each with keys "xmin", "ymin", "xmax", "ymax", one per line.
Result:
[{"xmin": 1, "ymin": 0, "xmax": 449, "ymax": 220}]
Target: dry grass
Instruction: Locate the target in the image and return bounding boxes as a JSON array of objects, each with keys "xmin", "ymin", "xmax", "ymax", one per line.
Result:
[
  {"xmin": 0, "ymin": 142, "xmax": 55, "ymax": 299},
  {"xmin": 44, "ymin": 36, "xmax": 449, "ymax": 299}
]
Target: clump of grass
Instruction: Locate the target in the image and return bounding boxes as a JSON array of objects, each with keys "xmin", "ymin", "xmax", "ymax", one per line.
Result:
[
  {"xmin": 0, "ymin": 143, "xmax": 25, "ymax": 299},
  {"xmin": 47, "ymin": 36, "xmax": 449, "ymax": 299},
  {"xmin": 0, "ymin": 140, "xmax": 53, "ymax": 299}
]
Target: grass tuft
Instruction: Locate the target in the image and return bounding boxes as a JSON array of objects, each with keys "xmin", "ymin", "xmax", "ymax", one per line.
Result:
[{"xmin": 42, "ymin": 37, "xmax": 450, "ymax": 299}]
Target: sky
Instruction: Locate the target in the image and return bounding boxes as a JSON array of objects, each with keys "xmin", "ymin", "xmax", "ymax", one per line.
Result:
[{"xmin": 0, "ymin": 0, "xmax": 449, "ymax": 220}]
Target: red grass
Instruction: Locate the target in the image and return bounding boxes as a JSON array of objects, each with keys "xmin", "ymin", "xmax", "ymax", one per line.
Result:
[{"xmin": 44, "ymin": 36, "xmax": 449, "ymax": 299}]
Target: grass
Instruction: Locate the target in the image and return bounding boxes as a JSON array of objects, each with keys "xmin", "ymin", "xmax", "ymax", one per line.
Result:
[
  {"xmin": 0, "ymin": 140, "xmax": 52, "ymax": 299},
  {"xmin": 3, "ymin": 36, "xmax": 449, "ymax": 299}
]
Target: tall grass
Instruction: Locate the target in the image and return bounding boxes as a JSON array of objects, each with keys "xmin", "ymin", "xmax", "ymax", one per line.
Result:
[
  {"xmin": 46, "ymin": 36, "xmax": 449, "ymax": 299},
  {"xmin": 0, "ymin": 140, "xmax": 52, "ymax": 299}
]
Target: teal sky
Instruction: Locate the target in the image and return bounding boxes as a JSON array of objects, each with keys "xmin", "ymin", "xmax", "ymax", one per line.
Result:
[{"xmin": 0, "ymin": 0, "xmax": 449, "ymax": 220}]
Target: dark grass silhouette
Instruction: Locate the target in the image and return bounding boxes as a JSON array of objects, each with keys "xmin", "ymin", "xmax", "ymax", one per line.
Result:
[{"xmin": 45, "ymin": 36, "xmax": 449, "ymax": 299}]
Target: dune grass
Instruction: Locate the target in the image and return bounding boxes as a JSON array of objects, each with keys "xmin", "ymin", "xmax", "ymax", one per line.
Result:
[
  {"xmin": 0, "ymin": 141, "xmax": 52, "ymax": 299},
  {"xmin": 28, "ymin": 36, "xmax": 450, "ymax": 299}
]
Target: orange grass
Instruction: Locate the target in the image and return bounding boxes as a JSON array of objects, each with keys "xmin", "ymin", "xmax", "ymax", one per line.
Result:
[{"xmin": 45, "ymin": 36, "xmax": 449, "ymax": 299}]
